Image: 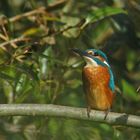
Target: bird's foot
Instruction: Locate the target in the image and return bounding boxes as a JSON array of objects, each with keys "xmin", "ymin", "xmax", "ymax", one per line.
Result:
[
  {"xmin": 87, "ymin": 106, "xmax": 91, "ymax": 118},
  {"xmin": 104, "ymin": 108, "xmax": 110, "ymax": 120}
]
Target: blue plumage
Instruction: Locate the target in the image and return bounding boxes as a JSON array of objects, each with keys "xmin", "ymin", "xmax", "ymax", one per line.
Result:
[
  {"xmin": 108, "ymin": 68, "xmax": 115, "ymax": 92},
  {"xmin": 86, "ymin": 49, "xmax": 108, "ymax": 62},
  {"xmin": 72, "ymin": 48, "xmax": 115, "ymax": 113},
  {"xmin": 86, "ymin": 49, "xmax": 115, "ymax": 92},
  {"xmin": 72, "ymin": 48, "xmax": 115, "ymax": 92}
]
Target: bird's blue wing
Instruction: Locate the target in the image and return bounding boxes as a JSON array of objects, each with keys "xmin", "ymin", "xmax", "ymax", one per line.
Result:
[{"xmin": 108, "ymin": 68, "xmax": 115, "ymax": 92}]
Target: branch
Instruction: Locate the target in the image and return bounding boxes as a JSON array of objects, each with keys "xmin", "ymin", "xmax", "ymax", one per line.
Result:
[
  {"xmin": 0, "ymin": 0, "xmax": 67, "ymax": 25},
  {"xmin": 0, "ymin": 104, "xmax": 140, "ymax": 128},
  {"xmin": 0, "ymin": 36, "xmax": 30, "ymax": 48},
  {"xmin": 128, "ymin": 0, "xmax": 140, "ymax": 12}
]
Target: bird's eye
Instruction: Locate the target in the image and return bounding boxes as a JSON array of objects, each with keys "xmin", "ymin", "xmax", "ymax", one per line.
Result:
[
  {"xmin": 88, "ymin": 51, "xmax": 93, "ymax": 55},
  {"xmin": 94, "ymin": 52, "xmax": 99, "ymax": 56}
]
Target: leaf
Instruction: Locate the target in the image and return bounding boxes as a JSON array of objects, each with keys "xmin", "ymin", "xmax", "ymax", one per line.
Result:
[
  {"xmin": 121, "ymin": 79, "xmax": 140, "ymax": 101},
  {"xmin": 0, "ymin": 72, "xmax": 15, "ymax": 81},
  {"xmin": 23, "ymin": 28, "xmax": 42, "ymax": 36},
  {"xmin": 81, "ymin": 7, "xmax": 127, "ymax": 29},
  {"xmin": 0, "ymin": 65, "xmax": 17, "ymax": 81}
]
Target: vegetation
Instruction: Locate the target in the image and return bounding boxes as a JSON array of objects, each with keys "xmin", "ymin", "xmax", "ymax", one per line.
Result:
[{"xmin": 0, "ymin": 0, "xmax": 140, "ymax": 139}]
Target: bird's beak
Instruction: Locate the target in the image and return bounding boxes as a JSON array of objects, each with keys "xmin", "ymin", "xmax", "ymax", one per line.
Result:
[
  {"xmin": 72, "ymin": 48, "xmax": 87, "ymax": 57},
  {"xmin": 72, "ymin": 48, "xmax": 98, "ymax": 66}
]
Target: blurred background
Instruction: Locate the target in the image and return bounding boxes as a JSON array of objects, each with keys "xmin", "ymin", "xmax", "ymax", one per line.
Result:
[{"xmin": 0, "ymin": 0, "xmax": 140, "ymax": 139}]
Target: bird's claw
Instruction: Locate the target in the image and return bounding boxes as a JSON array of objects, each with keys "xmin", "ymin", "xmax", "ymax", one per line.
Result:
[
  {"xmin": 104, "ymin": 108, "xmax": 110, "ymax": 120},
  {"xmin": 87, "ymin": 106, "xmax": 91, "ymax": 118}
]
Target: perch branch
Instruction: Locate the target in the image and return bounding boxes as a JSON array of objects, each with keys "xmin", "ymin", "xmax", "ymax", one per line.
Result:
[{"xmin": 0, "ymin": 104, "xmax": 140, "ymax": 128}]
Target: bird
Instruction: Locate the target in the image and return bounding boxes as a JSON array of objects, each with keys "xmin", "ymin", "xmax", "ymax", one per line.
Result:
[{"xmin": 72, "ymin": 48, "xmax": 115, "ymax": 118}]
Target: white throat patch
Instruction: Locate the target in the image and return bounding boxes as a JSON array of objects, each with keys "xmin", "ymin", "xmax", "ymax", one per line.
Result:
[{"xmin": 83, "ymin": 56, "xmax": 98, "ymax": 67}]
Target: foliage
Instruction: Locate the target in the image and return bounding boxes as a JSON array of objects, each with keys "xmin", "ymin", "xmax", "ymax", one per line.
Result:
[{"xmin": 0, "ymin": 0, "xmax": 140, "ymax": 139}]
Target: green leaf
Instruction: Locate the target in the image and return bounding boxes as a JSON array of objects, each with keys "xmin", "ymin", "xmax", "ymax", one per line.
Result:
[
  {"xmin": 121, "ymin": 79, "xmax": 140, "ymax": 101},
  {"xmin": 81, "ymin": 7, "xmax": 127, "ymax": 29},
  {"xmin": 0, "ymin": 72, "xmax": 15, "ymax": 81}
]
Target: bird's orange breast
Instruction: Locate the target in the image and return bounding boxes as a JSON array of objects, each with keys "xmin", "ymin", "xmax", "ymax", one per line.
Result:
[{"xmin": 82, "ymin": 66, "xmax": 114, "ymax": 110}]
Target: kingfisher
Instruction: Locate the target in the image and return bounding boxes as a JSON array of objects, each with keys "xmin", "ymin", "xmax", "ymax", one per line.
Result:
[{"xmin": 72, "ymin": 48, "xmax": 115, "ymax": 118}]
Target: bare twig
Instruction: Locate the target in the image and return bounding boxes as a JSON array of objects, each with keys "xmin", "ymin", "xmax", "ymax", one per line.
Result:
[
  {"xmin": 0, "ymin": 21, "xmax": 81, "ymax": 48},
  {"xmin": 0, "ymin": 104, "xmax": 140, "ymax": 128},
  {"xmin": 137, "ymin": 86, "xmax": 140, "ymax": 93},
  {"xmin": 0, "ymin": 0, "xmax": 67, "ymax": 25},
  {"xmin": 127, "ymin": 0, "xmax": 140, "ymax": 12},
  {"xmin": 0, "ymin": 37, "xmax": 30, "ymax": 48}
]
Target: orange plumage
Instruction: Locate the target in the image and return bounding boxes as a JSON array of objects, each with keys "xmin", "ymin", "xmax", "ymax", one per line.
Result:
[
  {"xmin": 72, "ymin": 48, "xmax": 115, "ymax": 117},
  {"xmin": 82, "ymin": 66, "xmax": 114, "ymax": 110}
]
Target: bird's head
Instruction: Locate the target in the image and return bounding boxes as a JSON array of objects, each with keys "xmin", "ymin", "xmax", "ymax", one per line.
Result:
[
  {"xmin": 72, "ymin": 48, "xmax": 115, "ymax": 92},
  {"xmin": 72, "ymin": 48, "xmax": 109, "ymax": 67}
]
